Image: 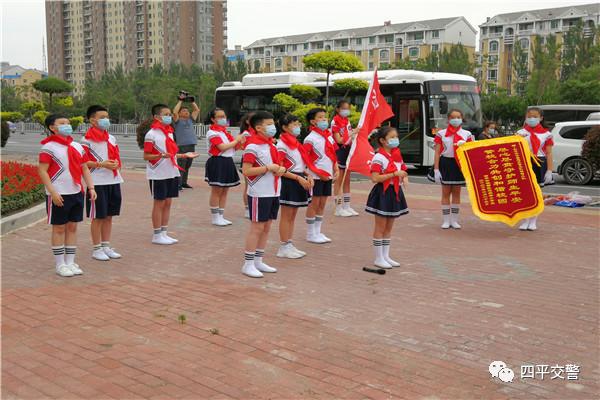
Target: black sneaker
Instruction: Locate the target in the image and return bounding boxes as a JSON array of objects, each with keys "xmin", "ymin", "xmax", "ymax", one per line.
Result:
[{"xmin": 182, "ymin": 183, "xmax": 193, "ymax": 189}]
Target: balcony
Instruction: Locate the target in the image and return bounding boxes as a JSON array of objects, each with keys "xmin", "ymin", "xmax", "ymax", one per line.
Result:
[
  {"xmin": 584, "ymin": 27, "xmax": 593, "ymax": 38},
  {"xmin": 504, "ymin": 35, "xmax": 514, "ymax": 45},
  {"xmin": 490, "ymin": 32, "xmax": 502, "ymax": 37}
]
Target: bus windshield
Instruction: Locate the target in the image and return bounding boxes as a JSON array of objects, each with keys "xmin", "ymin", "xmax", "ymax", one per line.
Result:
[{"xmin": 426, "ymin": 81, "xmax": 482, "ymax": 135}]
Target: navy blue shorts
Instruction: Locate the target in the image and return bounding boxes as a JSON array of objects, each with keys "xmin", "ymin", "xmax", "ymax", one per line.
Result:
[
  {"xmin": 46, "ymin": 192, "xmax": 84, "ymax": 225},
  {"xmin": 336, "ymin": 145, "xmax": 351, "ymax": 169},
  {"xmin": 149, "ymin": 178, "xmax": 179, "ymax": 200},
  {"xmin": 87, "ymin": 184, "xmax": 122, "ymax": 219},
  {"xmin": 312, "ymin": 179, "xmax": 332, "ymax": 197},
  {"xmin": 248, "ymin": 196, "xmax": 279, "ymax": 222}
]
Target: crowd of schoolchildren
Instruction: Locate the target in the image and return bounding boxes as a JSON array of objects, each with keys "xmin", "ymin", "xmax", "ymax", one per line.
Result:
[{"xmin": 38, "ymin": 101, "xmax": 553, "ymax": 278}]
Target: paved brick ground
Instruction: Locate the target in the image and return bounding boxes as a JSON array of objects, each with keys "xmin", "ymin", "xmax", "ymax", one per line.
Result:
[{"xmin": 2, "ymin": 165, "xmax": 599, "ymax": 399}]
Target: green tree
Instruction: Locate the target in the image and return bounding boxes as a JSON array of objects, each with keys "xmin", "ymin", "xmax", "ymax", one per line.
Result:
[
  {"xmin": 526, "ymin": 35, "xmax": 561, "ymax": 104},
  {"xmin": 33, "ymin": 110, "xmax": 50, "ymax": 128},
  {"xmin": 0, "ymin": 82, "xmax": 23, "ymax": 112},
  {"xmin": 388, "ymin": 44, "xmax": 474, "ymax": 76},
  {"xmin": 19, "ymin": 100, "xmax": 44, "ymax": 120},
  {"xmin": 0, "ymin": 111, "xmax": 24, "ymax": 121},
  {"xmin": 561, "ymin": 21, "xmax": 600, "ymax": 81},
  {"xmin": 32, "ymin": 77, "xmax": 74, "ymax": 110},
  {"xmin": 70, "ymin": 116, "xmax": 84, "ymax": 131},
  {"xmin": 289, "ymin": 84, "xmax": 321, "ymax": 102},
  {"xmin": 559, "ymin": 65, "xmax": 600, "ymax": 104},
  {"xmin": 302, "ymin": 51, "xmax": 364, "ymax": 107},
  {"xmin": 481, "ymin": 89, "xmax": 527, "ymax": 127},
  {"xmin": 272, "ymin": 93, "xmax": 302, "ymax": 112},
  {"xmin": 512, "ymin": 40, "xmax": 529, "ymax": 96},
  {"xmin": 332, "ymin": 78, "xmax": 369, "ymax": 99}
]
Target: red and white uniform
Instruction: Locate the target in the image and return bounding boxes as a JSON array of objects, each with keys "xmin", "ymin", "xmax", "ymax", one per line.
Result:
[
  {"xmin": 331, "ymin": 117, "xmax": 353, "ymax": 146},
  {"xmin": 206, "ymin": 129, "xmax": 236, "ymax": 157},
  {"xmin": 277, "ymin": 139, "xmax": 306, "ymax": 174},
  {"xmin": 81, "ymin": 135, "xmax": 124, "ymax": 185},
  {"xmin": 516, "ymin": 128, "xmax": 554, "ymax": 157},
  {"xmin": 434, "ymin": 128, "xmax": 474, "ymax": 158},
  {"xmin": 370, "ymin": 152, "xmax": 407, "ymax": 175},
  {"xmin": 243, "ymin": 142, "xmax": 281, "ymax": 198},
  {"xmin": 39, "ymin": 141, "xmax": 87, "ymax": 195},
  {"xmin": 303, "ymin": 129, "xmax": 337, "ymax": 179},
  {"xmin": 144, "ymin": 128, "xmax": 181, "ymax": 180}
]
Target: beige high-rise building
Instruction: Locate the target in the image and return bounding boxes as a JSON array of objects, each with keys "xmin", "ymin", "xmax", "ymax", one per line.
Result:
[{"xmin": 45, "ymin": 0, "xmax": 228, "ymax": 95}]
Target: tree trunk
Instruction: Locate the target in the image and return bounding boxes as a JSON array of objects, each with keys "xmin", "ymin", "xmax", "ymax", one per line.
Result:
[{"xmin": 325, "ymin": 71, "xmax": 330, "ymax": 108}]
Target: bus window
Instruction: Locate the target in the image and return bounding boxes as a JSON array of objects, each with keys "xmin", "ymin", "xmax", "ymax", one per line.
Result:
[
  {"xmin": 426, "ymin": 81, "xmax": 482, "ymax": 136},
  {"xmin": 396, "ymin": 98, "xmax": 422, "ymax": 163}
]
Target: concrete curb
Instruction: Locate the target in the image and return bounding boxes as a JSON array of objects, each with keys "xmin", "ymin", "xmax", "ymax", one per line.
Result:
[{"xmin": 1, "ymin": 202, "xmax": 46, "ymax": 236}]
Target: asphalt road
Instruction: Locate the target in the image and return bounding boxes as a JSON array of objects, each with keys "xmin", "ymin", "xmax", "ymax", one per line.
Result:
[{"xmin": 3, "ymin": 130, "xmax": 600, "ymax": 197}]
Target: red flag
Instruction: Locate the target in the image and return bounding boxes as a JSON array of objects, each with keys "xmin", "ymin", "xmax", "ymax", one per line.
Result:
[{"xmin": 346, "ymin": 69, "xmax": 394, "ymax": 176}]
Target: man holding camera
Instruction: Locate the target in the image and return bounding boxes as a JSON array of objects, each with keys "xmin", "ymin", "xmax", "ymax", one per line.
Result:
[{"xmin": 173, "ymin": 91, "xmax": 201, "ymax": 190}]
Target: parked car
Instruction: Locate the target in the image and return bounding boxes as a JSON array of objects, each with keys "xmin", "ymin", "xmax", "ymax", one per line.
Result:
[
  {"xmin": 552, "ymin": 121, "xmax": 600, "ymax": 185},
  {"xmin": 7, "ymin": 121, "xmax": 17, "ymax": 135},
  {"xmin": 529, "ymin": 105, "xmax": 600, "ymax": 130},
  {"xmin": 586, "ymin": 112, "xmax": 600, "ymax": 121}
]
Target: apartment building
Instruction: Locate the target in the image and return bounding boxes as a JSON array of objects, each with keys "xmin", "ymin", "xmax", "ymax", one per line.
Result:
[
  {"xmin": 244, "ymin": 17, "xmax": 477, "ymax": 73},
  {"xmin": 0, "ymin": 63, "xmax": 48, "ymax": 101},
  {"xmin": 45, "ymin": 0, "xmax": 227, "ymax": 94},
  {"xmin": 479, "ymin": 3, "xmax": 599, "ymax": 94}
]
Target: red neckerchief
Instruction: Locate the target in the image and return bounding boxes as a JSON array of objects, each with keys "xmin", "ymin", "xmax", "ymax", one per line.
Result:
[
  {"xmin": 242, "ymin": 127, "xmax": 256, "ymax": 149},
  {"xmin": 523, "ymin": 124, "xmax": 548, "ymax": 156},
  {"xmin": 378, "ymin": 147, "xmax": 400, "ymax": 200},
  {"xmin": 150, "ymin": 120, "xmax": 183, "ymax": 170},
  {"xmin": 310, "ymin": 126, "xmax": 338, "ymax": 163},
  {"xmin": 40, "ymin": 134, "xmax": 83, "ymax": 191},
  {"xmin": 210, "ymin": 124, "xmax": 235, "ymax": 142},
  {"xmin": 280, "ymin": 132, "xmax": 331, "ymax": 178},
  {"xmin": 85, "ymin": 126, "xmax": 121, "ymax": 176},
  {"xmin": 445, "ymin": 124, "xmax": 463, "ymax": 147},
  {"xmin": 246, "ymin": 133, "xmax": 280, "ymax": 192},
  {"xmin": 332, "ymin": 114, "xmax": 350, "ymax": 144}
]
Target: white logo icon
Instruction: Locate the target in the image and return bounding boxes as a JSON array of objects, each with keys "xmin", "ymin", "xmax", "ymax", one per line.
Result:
[
  {"xmin": 498, "ymin": 367, "xmax": 515, "ymax": 383},
  {"xmin": 489, "ymin": 361, "xmax": 507, "ymax": 378}
]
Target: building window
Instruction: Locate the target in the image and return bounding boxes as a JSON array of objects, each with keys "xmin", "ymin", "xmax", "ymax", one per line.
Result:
[
  {"xmin": 551, "ymin": 19, "xmax": 559, "ymax": 29},
  {"xmin": 487, "ymin": 69, "xmax": 497, "ymax": 81},
  {"xmin": 489, "ymin": 40, "xmax": 498, "ymax": 53},
  {"xmin": 481, "ymin": 27, "xmax": 487, "ymax": 35},
  {"xmin": 368, "ymin": 62, "xmax": 374, "ymax": 69},
  {"xmin": 409, "ymin": 47, "xmax": 419, "ymax": 58},
  {"xmin": 369, "ymin": 36, "xmax": 375, "ymax": 44},
  {"xmin": 413, "ymin": 31, "xmax": 424, "ymax": 40},
  {"xmin": 431, "ymin": 30, "xmax": 440, "ymax": 39},
  {"xmin": 325, "ymin": 44, "xmax": 331, "ymax": 50},
  {"xmin": 396, "ymin": 38, "xmax": 403, "ymax": 45},
  {"xmin": 369, "ymin": 49, "xmax": 374, "ymax": 56},
  {"xmin": 355, "ymin": 38, "xmax": 362, "ymax": 45},
  {"xmin": 488, "ymin": 55, "xmax": 498, "ymax": 65},
  {"xmin": 518, "ymin": 22, "xmax": 533, "ymax": 31},
  {"xmin": 380, "ymin": 49, "xmax": 389, "ymax": 60},
  {"xmin": 275, "ymin": 58, "xmax": 282, "ymax": 68},
  {"xmin": 431, "ymin": 44, "xmax": 439, "ymax": 52},
  {"xmin": 519, "ymin": 38, "xmax": 529, "ymax": 50},
  {"xmin": 304, "ymin": 43, "xmax": 308, "ymax": 50},
  {"xmin": 355, "ymin": 50, "xmax": 362, "ymax": 57}
]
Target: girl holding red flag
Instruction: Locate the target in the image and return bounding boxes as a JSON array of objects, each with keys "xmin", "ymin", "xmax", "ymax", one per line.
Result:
[
  {"xmin": 367, "ymin": 126, "xmax": 409, "ymax": 269},
  {"xmin": 241, "ymin": 111, "xmax": 286, "ymax": 278},
  {"xmin": 276, "ymin": 113, "xmax": 316, "ymax": 259},
  {"xmin": 143, "ymin": 104, "xmax": 198, "ymax": 245},
  {"xmin": 427, "ymin": 109, "xmax": 474, "ymax": 229},
  {"xmin": 204, "ymin": 108, "xmax": 245, "ymax": 226},
  {"xmin": 39, "ymin": 114, "xmax": 96, "ymax": 277},
  {"xmin": 516, "ymin": 107, "xmax": 554, "ymax": 231},
  {"xmin": 304, "ymin": 107, "xmax": 340, "ymax": 244},
  {"xmin": 82, "ymin": 105, "xmax": 124, "ymax": 261},
  {"xmin": 331, "ymin": 100, "xmax": 359, "ymax": 217}
]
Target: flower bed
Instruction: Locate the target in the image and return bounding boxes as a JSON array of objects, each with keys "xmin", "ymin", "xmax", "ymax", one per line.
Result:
[{"xmin": 1, "ymin": 161, "xmax": 45, "ymax": 216}]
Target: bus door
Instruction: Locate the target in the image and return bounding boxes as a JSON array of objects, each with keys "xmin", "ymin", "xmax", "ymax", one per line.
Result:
[{"xmin": 392, "ymin": 93, "xmax": 425, "ymax": 165}]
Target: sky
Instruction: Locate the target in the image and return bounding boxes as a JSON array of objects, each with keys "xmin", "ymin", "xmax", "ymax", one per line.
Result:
[{"xmin": 1, "ymin": 0, "xmax": 596, "ymax": 71}]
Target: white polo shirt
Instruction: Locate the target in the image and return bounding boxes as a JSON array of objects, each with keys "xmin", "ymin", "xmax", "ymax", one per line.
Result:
[
  {"xmin": 243, "ymin": 143, "xmax": 281, "ymax": 198},
  {"xmin": 516, "ymin": 129, "xmax": 554, "ymax": 157},
  {"xmin": 434, "ymin": 128, "xmax": 474, "ymax": 158},
  {"xmin": 81, "ymin": 135, "xmax": 124, "ymax": 186},
  {"xmin": 39, "ymin": 141, "xmax": 87, "ymax": 195},
  {"xmin": 143, "ymin": 128, "xmax": 181, "ymax": 180},
  {"xmin": 276, "ymin": 140, "xmax": 306, "ymax": 174},
  {"xmin": 206, "ymin": 129, "xmax": 235, "ymax": 158}
]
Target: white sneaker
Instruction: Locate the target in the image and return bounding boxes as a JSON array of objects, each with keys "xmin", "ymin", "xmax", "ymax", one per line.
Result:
[
  {"xmin": 68, "ymin": 263, "xmax": 83, "ymax": 275},
  {"xmin": 277, "ymin": 245, "xmax": 304, "ymax": 259},
  {"xmin": 450, "ymin": 221, "xmax": 462, "ymax": 229},
  {"xmin": 212, "ymin": 218, "xmax": 229, "ymax": 226},
  {"xmin": 441, "ymin": 221, "xmax": 451, "ymax": 229},
  {"xmin": 92, "ymin": 249, "xmax": 110, "ymax": 261},
  {"xmin": 102, "ymin": 247, "xmax": 121, "ymax": 259},
  {"xmin": 318, "ymin": 233, "xmax": 332, "ymax": 243},
  {"xmin": 289, "ymin": 244, "xmax": 306, "ymax": 257},
  {"xmin": 219, "ymin": 216, "xmax": 233, "ymax": 225},
  {"xmin": 56, "ymin": 264, "xmax": 74, "ymax": 277},
  {"xmin": 152, "ymin": 234, "xmax": 173, "ymax": 245},
  {"xmin": 255, "ymin": 262, "xmax": 277, "ymax": 273},
  {"xmin": 244, "ymin": 209, "xmax": 250, "ymax": 219},
  {"xmin": 374, "ymin": 259, "xmax": 393, "ymax": 269},
  {"xmin": 334, "ymin": 208, "xmax": 353, "ymax": 217},
  {"xmin": 527, "ymin": 218, "xmax": 537, "ymax": 231},
  {"xmin": 345, "ymin": 207, "xmax": 359, "ymax": 216},
  {"xmin": 307, "ymin": 233, "xmax": 328, "ymax": 244},
  {"xmin": 242, "ymin": 263, "xmax": 263, "ymax": 278},
  {"xmin": 519, "ymin": 219, "xmax": 529, "ymax": 231},
  {"xmin": 162, "ymin": 232, "xmax": 178, "ymax": 244},
  {"xmin": 385, "ymin": 257, "xmax": 401, "ymax": 267}
]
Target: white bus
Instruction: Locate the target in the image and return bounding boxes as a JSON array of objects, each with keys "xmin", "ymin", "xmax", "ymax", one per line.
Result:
[{"xmin": 215, "ymin": 70, "xmax": 482, "ymax": 167}]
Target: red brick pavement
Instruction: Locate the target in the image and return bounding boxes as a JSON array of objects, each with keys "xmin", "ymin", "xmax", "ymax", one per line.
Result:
[{"xmin": 2, "ymin": 167, "xmax": 599, "ymax": 399}]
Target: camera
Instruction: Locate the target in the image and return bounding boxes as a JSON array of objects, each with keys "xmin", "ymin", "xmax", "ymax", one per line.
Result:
[{"xmin": 178, "ymin": 90, "xmax": 195, "ymax": 103}]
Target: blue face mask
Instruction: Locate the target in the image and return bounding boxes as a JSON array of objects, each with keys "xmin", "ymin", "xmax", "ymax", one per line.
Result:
[
  {"xmin": 161, "ymin": 115, "xmax": 172, "ymax": 125},
  {"xmin": 98, "ymin": 118, "xmax": 110, "ymax": 130},
  {"xmin": 265, "ymin": 124, "xmax": 277, "ymax": 137},
  {"xmin": 57, "ymin": 124, "xmax": 73, "ymax": 136},
  {"xmin": 217, "ymin": 118, "xmax": 228, "ymax": 126},
  {"xmin": 449, "ymin": 118, "xmax": 462, "ymax": 127},
  {"xmin": 526, "ymin": 117, "xmax": 540, "ymax": 127},
  {"xmin": 316, "ymin": 120, "xmax": 329, "ymax": 130},
  {"xmin": 291, "ymin": 126, "xmax": 301, "ymax": 136},
  {"xmin": 339, "ymin": 109, "xmax": 350, "ymax": 118},
  {"xmin": 387, "ymin": 138, "xmax": 400, "ymax": 148},
  {"xmin": 488, "ymin": 128, "xmax": 496, "ymax": 134}
]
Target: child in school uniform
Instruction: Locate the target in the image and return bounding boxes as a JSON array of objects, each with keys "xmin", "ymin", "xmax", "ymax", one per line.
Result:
[
  {"xmin": 81, "ymin": 105, "xmax": 124, "ymax": 261},
  {"xmin": 38, "ymin": 114, "xmax": 97, "ymax": 277},
  {"xmin": 331, "ymin": 100, "xmax": 359, "ymax": 217},
  {"xmin": 241, "ymin": 111, "xmax": 286, "ymax": 278},
  {"xmin": 304, "ymin": 107, "xmax": 340, "ymax": 244},
  {"xmin": 276, "ymin": 113, "xmax": 317, "ymax": 259},
  {"xmin": 427, "ymin": 109, "xmax": 474, "ymax": 229},
  {"xmin": 516, "ymin": 107, "xmax": 554, "ymax": 231},
  {"xmin": 143, "ymin": 104, "xmax": 198, "ymax": 245},
  {"xmin": 366, "ymin": 126, "xmax": 409, "ymax": 268},
  {"xmin": 205, "ymin": 108, "xmax": 245, "ymax": 226},
  {"xmin": 239, "ymin": 112, "xmax": 255, "ymax": 219}
]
